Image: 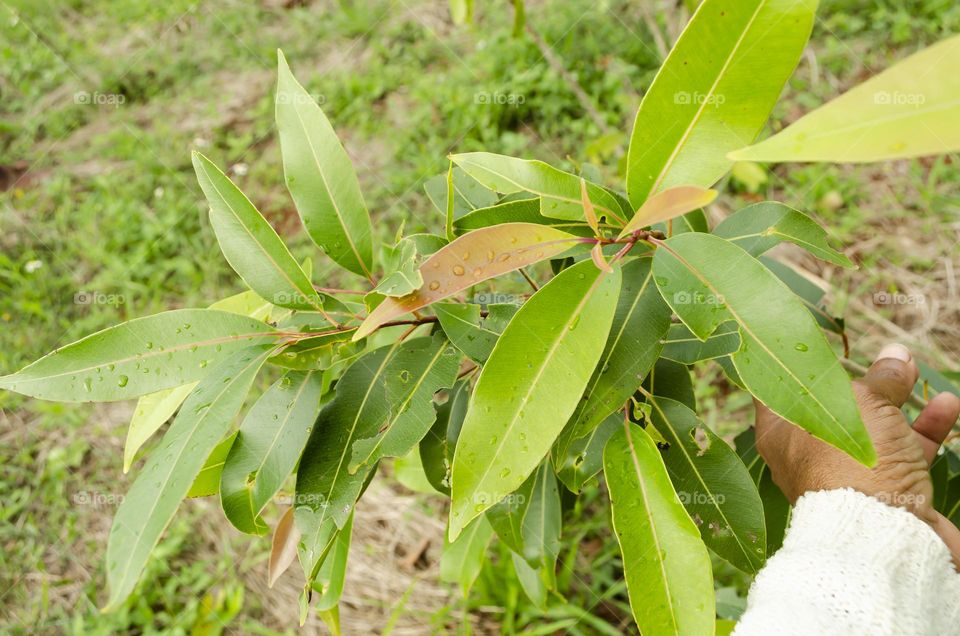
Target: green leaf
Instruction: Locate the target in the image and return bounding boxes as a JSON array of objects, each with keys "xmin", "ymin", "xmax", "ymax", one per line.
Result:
[
  {"xmin": 555, "ymin": 257, "xmax": 671, "ymax": 456},
  {"xmin": 729, "ymin": 34, "xmax": 960, "ymax": 162},
  {"xmin": 653, "ymin": 209, "xmax": 709, "ymax": 236},
  {"xmin": 314, "ymin": 512, "xmax": 353, "ymax": 612},
  {"xmin": 434, "ymin": 302, "xmax": 517, "ymax": 363},
  {"xmin": 348, "ymin": 335, "xmax": 460, "ymax": 471},
  {"xmin": 268, "ymin": 329, "xmax": 358, "ymax": 371},
  {"xmin": 644, "ymin": 358, "xmax": 696, "ymax": 410},
  {"xmin": 713, "ymin": 202, "xmax": 853, "ymax": 267},
  {"xmin": 485, "ymin": 469, "xmax": 536, "ymax": 556},
  {"xmin": 420, "ymin": 381, "xmax": 470, "ymax": 495},
  {"xmin": 0, "ymin": 309, "xmax": 279, "ymax": 403},
  {"xmin": 511, "ymin": 552, "xmax": 548, "ymax": 610},
  {"xmin": 440, "ymin": 515, "xmax": 494, "ymax": 596},
  {"xmin": 354, "ymin": 223, "xmax": 581, "ymax": 340},
  {"xmin": 761, "ymin": 256, "xmax": 843, "ymax": 334},
  {"xmin": 220, "ymin": 370, "xmax": 324, "ymax": 535},
  {"xmin": 618, "ymin": 187, "xmax": 717, "ymax": 238},
  {"xmin": 626, "ymin": 0, "xmax": 817, "ymax": 206},
  {"xmin": 424, "ymin": 167, "xmax": 497, "ymax": 219},
  {"xmin": 295, "ymin": 336, "xmax": 457, "ymax": 574},
  {"xmin": 454, "ymin": 198, "xmax": 552, "ymax": 233},
  {"xmin": 555, "ymin": 412, "xmax": 620, "ymax": 494},
  {"xmin": 449, "ymin": 260, "xmax": 621, "ymax": 538},
  {"xmin": 276, "ymin": 51, "xmax": 374, "ymax": 278},
  {"xmin": 603, "ymin": 423, "xmax": 714, "ymax": 635},
  {"xmin": 105, "ymin": 345, "xmax": 275, "ymax": 609},
  {"xmin": 192, "ymin": 152, "xmax": 326, "ymax": 311},
  {"xmin": 661, "ymin": 321, "xmax": 740, "ymax": 365},
  {"xmin": 187, "ymin": 432, "xmax": 238, "ymax": 498},
  {"xmin": 734, "ymin": 427, "xmax": 791, "ymax": 554},
  {"xmin": 653, "ymin": 233, "xmax": 874, "ymax": 464},
  {"xmin": 649, "ymin": 396, "xmax": 766, "ymax": 573},
  {"xmin": 123, "ymin": 384, "xmax": 197, "ymax": 473},
  {"xmin": 372, "ymin": 237, "xmax": 423, "ymax": 298},
  {"xmin": 450, "ymin": 153, "xmax": 627, "ymax": 223}
]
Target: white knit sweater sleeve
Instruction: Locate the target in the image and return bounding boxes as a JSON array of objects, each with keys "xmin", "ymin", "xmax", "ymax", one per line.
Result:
[{"xmin": 734, "ymin": 488, "xmax": 960, "ymax": 636}]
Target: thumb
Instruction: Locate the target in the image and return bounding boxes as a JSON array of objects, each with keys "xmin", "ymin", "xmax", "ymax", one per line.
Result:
[{"xmin": 860, "ymin": 343, "xmax": 920, "ymax": 408}]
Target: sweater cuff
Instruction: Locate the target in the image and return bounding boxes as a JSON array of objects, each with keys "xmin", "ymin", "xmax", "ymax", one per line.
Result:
[{"xmin": 786, "ymin": 488, "xmax": 950, "ymax": 566}]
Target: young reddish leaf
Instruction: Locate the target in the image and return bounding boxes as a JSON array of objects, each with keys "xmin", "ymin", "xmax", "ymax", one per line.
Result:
[
  {"xmin": 618, "ymin": 186, "xmax": 717, "ymax": 238},
  {"xmin": 579, "ymin": 178, "xmax": 600, "ymax": 234},
  {"xmin": 268, "ymin": 506, "xmax": 301, "ymax": 588},
  {"xmin": 354, "ymin": 223, "xmax": 580, "ymax": 340},
  {"xmin": 590, "ymin": 243, "xmax": 612, "ymax": 273}
]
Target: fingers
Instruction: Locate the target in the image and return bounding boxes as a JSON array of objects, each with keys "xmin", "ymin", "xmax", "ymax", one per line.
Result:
[
  {"xmin": 913, "ymin": 391, "xmax": 960, "ymax": 465},
  {"xmin": 930, "ymin": 512, "xmax": 960, "ymax": 571},
  {"xmin": 860, "ymin": 343, "xmax": 920, "ymax": 407}
]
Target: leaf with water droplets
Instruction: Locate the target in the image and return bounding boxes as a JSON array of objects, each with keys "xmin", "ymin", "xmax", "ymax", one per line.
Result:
[
  {"xmin": 618, "ymin": 186, "xmax": 717, "ymax": 238},
  {"xmin": 448, "ymin": 260, "xmax": 621, "ymax": 539},
  {"xmin": 554, "ymin": 257, "xmax": 671, "ymax": 459},
  {"xmin": 0, "ymin": 309, "xmax": 280, "ymax": 403},
  {"xmin": 295, "ymin": 335, "xmax": 457, "ymax": 577},
  {"xmin": 105, "ymin": 344, "xmax": 275, "ymax": 610},
  {"xmin": 220, "ymin": 370, "xmax": 324, "ymax": 535},
  {"xmin": 354, "ymin": 223, "xmax": 581, "ymax": 340},
  {"xmin": 451, "ymin": 152, "xmax": 627, "ymax": 223},
  {"xmin": 713, "ymin": 202, "xmax": 853, "ymax": 267},
  {"xmin": 649, "ymin": 396, "xmax": 766, "ymax": 573},
  {"xmin": 729, "ymin": 34, "xmax": 960, "ymax": 163},
  {"xmin": 653, "ymin": 232, "xmax": 874, "ymax": 465},
  {"xmin": 604, "ymin": 423, "xmax": 715, "ymax": 635}
]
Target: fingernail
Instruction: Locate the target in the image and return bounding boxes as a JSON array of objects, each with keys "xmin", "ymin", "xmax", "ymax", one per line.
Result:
[{"xmin": 877, "ymin": 343, "xmax": 912, "ymax": 363}]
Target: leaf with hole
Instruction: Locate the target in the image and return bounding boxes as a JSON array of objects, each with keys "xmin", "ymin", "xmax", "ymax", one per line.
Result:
[
  {"xmin": 650, "ymin": 396, "xmax": 766, "ymax": 573},
  {"xmin": 434, "ymin": 302, "xmax": 517, "ymax": 363}
]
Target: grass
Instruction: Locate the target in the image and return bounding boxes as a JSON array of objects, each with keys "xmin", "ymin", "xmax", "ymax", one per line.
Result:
[{"xmin": 1, "ymin": 0, "xmax": 958, "ymax": 632}]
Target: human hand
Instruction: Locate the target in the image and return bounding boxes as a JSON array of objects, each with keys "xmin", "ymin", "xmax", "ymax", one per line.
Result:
[{"xmin": 755, "ymin": 343, "xmax": 960, "ymax": 564}]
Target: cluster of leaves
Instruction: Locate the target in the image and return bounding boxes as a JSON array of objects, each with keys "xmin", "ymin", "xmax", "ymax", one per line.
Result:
[{"xmin": 3, "ymin": 0, "xmax": 959, "ymax": 632}]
